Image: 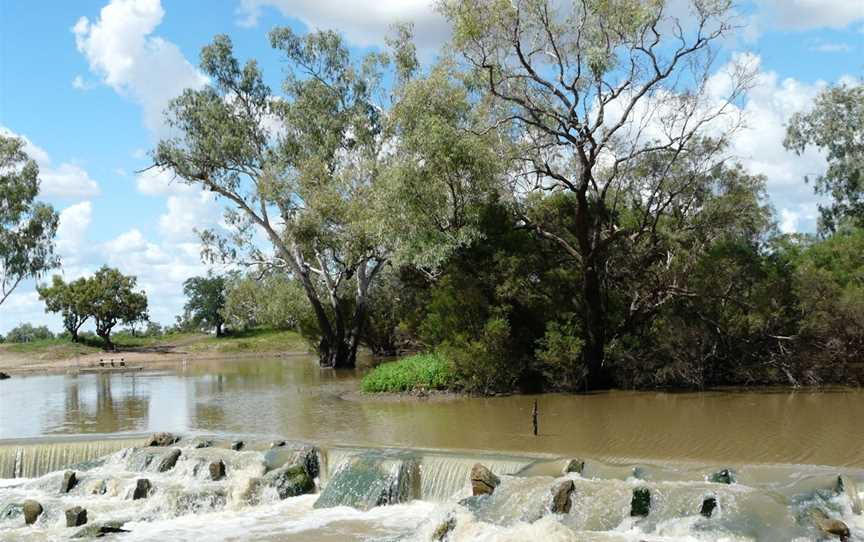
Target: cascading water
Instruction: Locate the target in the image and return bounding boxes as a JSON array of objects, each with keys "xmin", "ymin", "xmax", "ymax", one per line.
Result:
[
  {"xmin": 0, "ymin": 437, "xmax": 147, "ymax": 478},
  {"xmin": 0, "ymin": 436, "xmax": 862, "ymax": 541}
]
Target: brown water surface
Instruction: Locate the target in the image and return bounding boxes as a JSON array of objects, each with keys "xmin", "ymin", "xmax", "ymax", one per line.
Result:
[{"xmin": 0, "ymin": 356, "xmax": 860, "ymax": 466}]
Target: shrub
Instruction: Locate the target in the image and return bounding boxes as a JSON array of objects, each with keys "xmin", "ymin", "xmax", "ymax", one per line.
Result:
[
  {"xmin": 361, "ymin": 352, "xmax": 456, "ymax": 393},
  {"xmin": 5, "ymin": 323, "xmax": 54, "ymax": 343},
  {"xmin": 444, "ymin": 315, "xmax": 523, "ymax": 394}
]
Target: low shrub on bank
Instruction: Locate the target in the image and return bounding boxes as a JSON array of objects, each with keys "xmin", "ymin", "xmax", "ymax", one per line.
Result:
[{"xmin": 361, "ymin": 352, "xmax": 456, "ymax": 393}]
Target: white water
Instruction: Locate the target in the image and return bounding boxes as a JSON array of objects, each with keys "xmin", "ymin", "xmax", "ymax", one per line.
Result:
[{"xmin": 1, "ymin": 439, "xmax": 862, "ymax": 541}]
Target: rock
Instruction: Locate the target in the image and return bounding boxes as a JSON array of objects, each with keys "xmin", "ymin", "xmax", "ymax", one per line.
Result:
[
  {"xmin": 22, "ymin": 500, "xmax": 43, "ymax": 525},
  {"xmin": 270, "ymin": 440, "xmax": 286, "ymax": 448},
  {"xmin": 230, "ymin": 440, "xmax": 244, "ymax": 451},
  {"xmin": 0, "ymin": 372, "xmax": 10, "ymax": 380},
  {"xmin": 432, "ymin": 514, "xmax": 457, "ymax": 541},
  {"xmin": 263, "ymin": 445, "xmax": 320, "ymax": 479},
  {"xmin": 630, "ymin": 487, "xmax": 651, "ymax": 517},
  {"xmin": 470, "ymin": 464, "xmax": 501, "ymax": 496},
  {"xmin": 209, "ymin": 460, "xmax": 226, "ymax": 481},
  {"xmin": 147, "ymin": 432, "xmax": 180, "ymax": 447},
  {"xmin": 550, "ymin": 479, "xmax": 575, "ymax": 514},
  {"xmin": 190, "ymin": 438, "xmax": 213, "ymax": 449},
  {"xmin": 0, "ymin": 503, "xmax": 23, "ymax": 521},
  {"xmin": 709, "ymin": 469, "xmax": 734, "ymax": 484},
  {"xmin": 71, "ymin": 520, "xmax": 129, "ymax": 538},
  {"xmin": 264, "ymin": 464, "xmax": 315, "ymax": 500},
  {"xmin": 700, "ymin": 496, "xmax": 717, "ymax": 518},
  {"xmin": 133, "ymin": 478, "xmax": 151, "ymax": 500},
  {"xmin": 458, "ymin": 495, "xmax": 489, "ymax": 513},
  {"xmin": 129, "ymin": 447, "xmax": 181, "ymax": 472},
  {"xmin": 65, "ymin": 506, "xmax": 88, "ymax": 527},
  {"xmin": 807, "ymin": 507, "xmax": 851, "ymax": 540},
  {"xmin": 563, "ymin": 459, "xmax": 585, "ymax": 475},
  {"xmin": 315, "ymin": 453, "xmax": 420, "ymax": 510},
  {"xmin": 61, "ymin": 470, "xmax": 78, "ymax": 493}
]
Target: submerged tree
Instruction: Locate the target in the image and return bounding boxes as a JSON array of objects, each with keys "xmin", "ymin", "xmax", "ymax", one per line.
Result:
[
  {"xmin": 183, "ymin": 273, "xmax": 227, "ymax": 336},
  {"xmin": 784, "ymin": 82, "xmax": 864, "ymax": 232},
  {"xmin": 0, "ymin": 134, "xmax": 59, "ymax": 306},
  {"xmin": 441, "ymin": 0, "xmax": 753, "ymax": 388},
  {"xmin": 37, "ymin": 275, "xmax": 93, "ymax": 342}
]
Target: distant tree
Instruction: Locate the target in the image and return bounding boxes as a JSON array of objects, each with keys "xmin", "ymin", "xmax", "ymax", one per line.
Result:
[
  {"xmin": 37, "ymin": 275, "xmax": 92, "ymax": 342},
  {"xmin": 0, "ymin": 134, "xmax": 59, "ymax": 306},
  {"xmin": 221, "ymin": 273, "xmax": 313, "ymax": 332},
  {"xmin": 88, "ymin": 266, "xmax": 148, "ymax": 350},
  {"xmin": 144, "ymin": 321, "xmax": 164, "ymax": 337},
  {"xmin": 183, "ymin": 273, "xmax": 227, "ymax": 336},
  {"xmin": 5, "ymin": 322, "xmax": 54, "ymax": 343},
  {"xmin": 784, "ymin": 82, "xmax": 864, "ymax": 232}
]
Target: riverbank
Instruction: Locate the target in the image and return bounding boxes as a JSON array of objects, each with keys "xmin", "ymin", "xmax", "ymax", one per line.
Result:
[{"xmin": 0, "ymin": 329, "xmax": 308, "ymax": 375}]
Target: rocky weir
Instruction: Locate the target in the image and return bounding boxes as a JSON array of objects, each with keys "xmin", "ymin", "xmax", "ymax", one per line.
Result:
[{"xmin": 0, "ymin": 434, "xmax": 861, "ymax": 541}]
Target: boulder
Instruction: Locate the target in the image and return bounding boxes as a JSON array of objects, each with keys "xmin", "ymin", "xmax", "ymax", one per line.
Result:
[
  {"xmin": 0, "ymin": 503, "xmax": 23, "ymax": 521},
  {"xmin": 0, "ymin": 372, "xmax": 10, "ymax": 380},
  {"xmin": 65, "ymin": 506, "xmax": 88, "ymax": 527},
  {"xmin": 133, "ymin": 478, "xmax": 151, "ymax": 500},
  {"xmin": 700, "ymin": 496, "xmax": 717, "ymax": 518},
  {"xmin": 263, "ymin": 464, "xmax": 315, "ymax": 500},
  {"xmin": 470, "ymin": 464, "xmax": 500, "ymax": 496},
  {"xmin": 22, "ymin": 500, "xmax": 43, "ymax": 525},
  {"xmin": 432, "ymin": 514, "xmax": 457, "ymax": 541},
  {"xmin": 709, "ymin": 469, "xmax": 734, "ymax": 484},
  {"xmin": 263, "ymin": 445, "xmax": 320, "ymax": 478},
  {"xmin": 270, "ymin": 440, "xmax": 286, "ymax": 448},
  {"xmin": 209, "ymin": 460, "xmax": 226, "ymax": 481},
  {"xmin": 563, "ymin": 459, "xmax": 585, "ymax": 475},
  {"xmin": 630, "ymin": 487, "xmax": 651, "ymax": 517},
  {"xmin": 147, "ymin": 432, "xmax": 180, "ymax": 447},
  {"xmin": 71, "ymin": 520, "xmax": 129, "ymax": 538},
  {"xmin": 129, "ymin": 447, "xmax": 181, "ymax": 472},
  {"xmin": 807, "ymin": 507, "xmax": 850, "ymax": 540},
  {"xmin": 190, "ymin": 438, "xmax": 214, "ymax": 449},
  {"xmin": 230, "ymin": 441, "xmax": 244, "ymax": 451},
  {"xmin": 315, "ymin": 453, "xmax": 420, "ymax": 510},
  {"xmin": 61, "ymin": 470, "xmax": 78, "ymax": 493},
  {"xmin": 550, "ymin": 479, "xmax": 575, "ymax": 514}
]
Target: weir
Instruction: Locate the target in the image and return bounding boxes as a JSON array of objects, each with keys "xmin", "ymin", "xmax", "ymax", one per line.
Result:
[{"xmin": 0, "ymin": 435, "xmax": 862, "ymax": 541}]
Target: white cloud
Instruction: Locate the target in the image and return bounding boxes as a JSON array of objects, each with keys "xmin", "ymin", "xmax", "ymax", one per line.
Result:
[
  {"xmin": 808, "ymin": 41, "xmax": 853, "ymax": 53},
  {"xmin": 235, "ymin": 0, "xmax": 450, "ymax": 48},
  {"xmin": 73, "ymin": 0, "xmax": 208, "ymax": 135},
  {"xmin": 0, "ymin": 126, "xmax": 100, "ymax": 198},
  {"xmin": 754, "ymin": 0, "xmax": 864, "ymax": 30},
  {"xmin": 135, "ymin": 166, "xmax": 193, "ymax": 195},
  {"xmin": 158, "ymin": 192, "xmax": 221, "ymax": 241}
]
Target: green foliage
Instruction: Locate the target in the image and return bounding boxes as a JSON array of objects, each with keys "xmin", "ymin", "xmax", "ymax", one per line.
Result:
[
  {"xmin": 221, "ymin": 273, "xmax": 316, "ymax": 333},
  {"xmin": 535, "ymin": 318, "xmax": 585, "ymax": 389},
  {"xmin": 361, "ymin": 352, "xmax": 456, "ymax": 393},
  {"xmin": 443, "ymin": 314, "xmax": 521, "ymax": 394},
  {"xmin": 37, "ymin": 275, "xmax": 92, "ymax": 341},
  {"xmin": 183, "ymin": 273, "xmax": 227, "ymax": 335},
  {"xmin": 0, "ymin": 134, "xmax": 59, "ymax": 305},
  {"xmin": 88, "ymin": 266, "xmax": 149, "ymax": 349},
  {"xmin": 785, "ymin": 83, "xmax": 864, "ymax": 231},
  {"xmin": 5, "ymin": 322, "xmax": 54, "ymax": 343}
]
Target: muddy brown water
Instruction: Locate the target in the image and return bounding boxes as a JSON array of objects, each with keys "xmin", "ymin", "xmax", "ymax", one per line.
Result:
[{"xmin": 0, "ymin": 356, "xmax": 861, "ymax": 467}]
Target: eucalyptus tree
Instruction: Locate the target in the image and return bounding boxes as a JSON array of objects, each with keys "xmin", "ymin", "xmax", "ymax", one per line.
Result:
[
  {"xmin": 784, "ymin": 82, "xmax": 864, "ymax": 232},
  {"xmin": 154, "ymin": 31, "xmax": 409, "ymax": 368},
  {"xmin": 0, "ymin": 134, "xmax": 59, "ymax": 306},
  {"xmin": 441, "ymin": 0, "xmax": 754, "ymax": 388},
  {"xmin": 37, "ymin": 275, "xmax": 93, "ymax": 342},
  {"xmin": 183, "ymin": 273, "xmax": 227, "ymax": 336},
  {"xmin": 88, "ymin": 266, "xmax": 148, "ymax": 350}
]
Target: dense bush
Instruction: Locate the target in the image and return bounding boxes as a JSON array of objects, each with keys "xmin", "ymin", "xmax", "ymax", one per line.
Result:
[
  {"xmin": 5, "ymin": 323, "xmax": 54, "ymax": 343},
  {"xmin": 361, "ymin": 352, "xmax": 456, "ymax": 392}
]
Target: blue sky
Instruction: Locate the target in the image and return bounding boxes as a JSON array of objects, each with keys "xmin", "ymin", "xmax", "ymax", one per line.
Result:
[{"xmin": 0, "ymin": 0, "xmax": 862, "ymax": 334}]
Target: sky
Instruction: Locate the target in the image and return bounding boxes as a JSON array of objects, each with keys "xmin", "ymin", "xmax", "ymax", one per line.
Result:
[{"xmin": 0, "ymin": 0, "xmax": 862, "ymax": 334}]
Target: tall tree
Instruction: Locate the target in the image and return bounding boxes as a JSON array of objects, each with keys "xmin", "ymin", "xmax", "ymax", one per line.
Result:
[
  {"xmin": 153, "ymin": 30, "xmax": 415, "ymax": 368},
  {"xmin": 183, "ymin": 273, "xmax": 227, "ymax": 336},
  {"xmin": 784, "ymin": 82, "xmax": 864, "ymax": 232},
  {"xmin": 37, "ymin": 275, "xmax": 92, "ymax": 342},
  {"xmin": 0, "ymin": 134, "xmax": 59, "ymax": 306},
  {"xmin": 441, "ymin": 0, "xmax": 752, "ymax": 388},
  {"xmin": 88, "ymin": 266, "xmax": 148, "ymax": 350}
]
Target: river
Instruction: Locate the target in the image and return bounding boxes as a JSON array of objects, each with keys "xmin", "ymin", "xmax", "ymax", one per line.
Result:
[{"xmin": 0, "ymin": 356, "xmax": 862, "ymax": 540}]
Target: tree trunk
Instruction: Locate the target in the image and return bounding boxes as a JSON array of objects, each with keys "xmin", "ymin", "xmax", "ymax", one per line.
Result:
[
  {"xmin": 582, "ymin": 261, "xmax": 611, "ymax": 390},
  {"xmin": 215, "ymin": 321, "xmax": 223, "ymax": 337}
]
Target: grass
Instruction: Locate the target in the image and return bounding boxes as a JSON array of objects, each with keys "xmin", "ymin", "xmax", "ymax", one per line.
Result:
[
  {"xmin": 0, "ymin": 328, "xmax": 307, "ymax": 360},
  {"xmin": 361, "ymin": 352, "xmax": 456, "ymax": 393},
  {"xmin": 185, "ymin": 328, "xmax": 307, "ymax": 354}
]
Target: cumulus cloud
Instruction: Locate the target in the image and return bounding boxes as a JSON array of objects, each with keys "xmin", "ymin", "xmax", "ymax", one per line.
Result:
[
  {"xmin": 73, "ymin": 0, "xmax": 208, "ymax": 135},
  {"xmin": 135, "ymin": 166, "xmax": 193, "ymax": 196},
  {"xmin": 235, "ymin": 0, "xmax": 450, "ymax": 48},
  {"xmin": 754, "ymin": 0, "xmax": 864, "ymax": 31},
  {"xmin": 0, "ymin": 126, "xmax": 100, "ymax": 198},
  {"xmin": 158, "ymin": 192, "xmax": 221, "ymax": 241}
]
